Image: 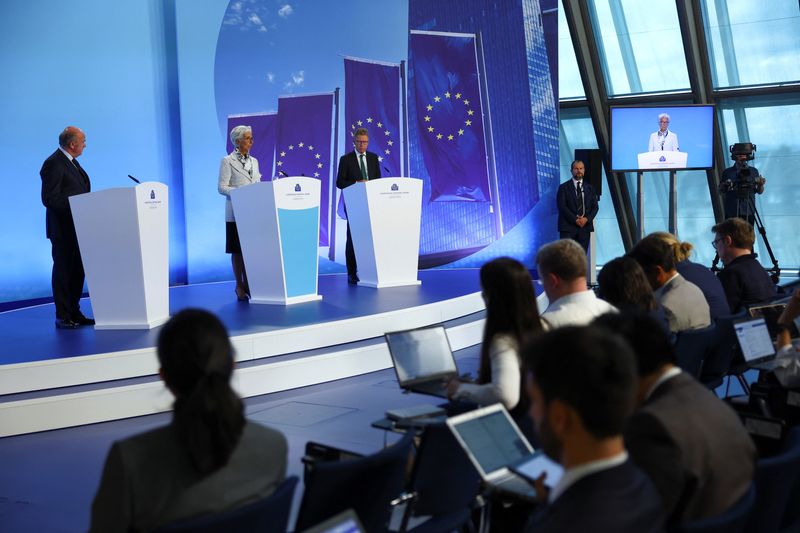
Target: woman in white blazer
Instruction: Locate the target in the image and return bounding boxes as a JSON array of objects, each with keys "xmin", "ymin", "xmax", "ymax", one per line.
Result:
[{"xmin": 218, "ymin": 125, "xmax": 261, "ymax": 301}]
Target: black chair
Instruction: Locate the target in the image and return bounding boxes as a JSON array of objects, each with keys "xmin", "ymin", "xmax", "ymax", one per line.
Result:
[
  {"xmin": 397, "ymin": 422, "xmax": 481, "ymax": 533},
  {"xmin": 675, "ymin": 323, "xmax": 717, "ymax": 379},
  {"xmin": 157, "ymin": 475, "xmax": 298, "ymax": 533},
  {"xmin": 295, "ymin": 432, "xmax": 415, "ymax": 533},
  {"xmin": 701, "ymin": 311, "xmax": 747, "ymax": 390},
  {"xmin": 678, "ymin": 482, "xmax": 755, "ymax": 533},
  {"xmin": 745, "ymin": 427, "xmax": 800, "ymax": 533}
]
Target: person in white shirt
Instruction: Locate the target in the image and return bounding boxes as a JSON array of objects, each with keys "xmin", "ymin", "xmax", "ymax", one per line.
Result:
[
  {"xmin": 536, "ymin": 239, "xmax": 617, "ymax": 328},
  {"xmin": 648, "ymin": 113, "xmax": 680, "ymax": 152}
]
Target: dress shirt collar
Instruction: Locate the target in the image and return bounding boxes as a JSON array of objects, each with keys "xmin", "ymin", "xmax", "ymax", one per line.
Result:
[
  {"xmin": 549, "ymin": 451, "xmax": 628, "ymax": 503},
  {"xmin": 572, "ymin": 177, "xmax": 584, "ymax": 191},
  {"xmin": 654, "ymin": 272, "xmax": 680, "ymax": 298},
  {"xmin": 657, "ymin": 129, "xmax": 670, "ymax": 138},
  {"xmin": 59, "ymin": 147, "xmax": 74, "ymax": 162},
  {"xmin": 644, "ymin": 367, "xmax": 682, "ymax": 401}
]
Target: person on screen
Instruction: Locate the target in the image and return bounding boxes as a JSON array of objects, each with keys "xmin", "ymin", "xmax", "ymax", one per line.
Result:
[
  {"xmin": 719, "ymin": 153, "xmax": 765, "ymax": 224},
  {"xmin": 336, "ymin": 128, "xmax": 381, "ymax": 285},
  {"xmin": 40, "ymin": 126, "xmax": 95, "ymax": 329},
  {"xmin": 447, "ymin": 257, "xmax": 546, "ymax": 417},
  {"xmin": 648, "ymin": 113, "xmax": 679, "ymax": 152},
  {"xmin": 218, "ymin": 125, "xmax": 261, "ymax": 301},
  {"xmin": 89, "ymin": 309, "xmax": 287, "ymax": 532},
  {"xmin": 521, "ymin": 325, "xmax": 665, "ymax": 533},
  {"xmin": 556, "ymin": 160, "xmax": 598, "ymax": 251},
  {"xmin": 593, "ymin": 312, "xmax": 755, "ymax": 529}
]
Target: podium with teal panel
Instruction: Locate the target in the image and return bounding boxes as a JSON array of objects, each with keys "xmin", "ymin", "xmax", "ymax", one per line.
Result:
[{"xmin": 231, "ymin": 177, "xmax": 322, "ymax": 305}]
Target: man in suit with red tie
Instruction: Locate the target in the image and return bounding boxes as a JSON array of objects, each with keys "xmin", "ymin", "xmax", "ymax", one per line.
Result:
[
  {"xmin": 556, "ymin": 160, "xmax": 598, "ymax": 252},
  {"xmin": 336, "ymin": 127, "xmax": 381, "ymax": 285},
  {"xmin": 40, "ymin": 126, "xmax": 95, "ymax": 328}
]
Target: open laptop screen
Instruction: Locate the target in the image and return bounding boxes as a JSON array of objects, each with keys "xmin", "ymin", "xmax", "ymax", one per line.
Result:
[
  {"xmin": 385, "ymin": 326, "xmax": 457, "ymax": 385},
  {"xmin": 749, "ymin": 302, "xmax": 800, "ymax": 339},
  {"xmin": 449, "ymin": 407, "xmax": 533, "ymax": 475},
  {"xmin": 734, "ymin": 317, "xmax": 776, "ymax": 363}
]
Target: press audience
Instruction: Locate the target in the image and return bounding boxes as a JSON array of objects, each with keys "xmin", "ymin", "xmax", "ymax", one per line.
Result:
[
  {"xmin": 594, "ymin": 312, "xmax": 756, "ymax": 528},
  {"xmin": 712, "ymin": 217, "xmax": 777, "ymax": 312},
  {"xmin": 536, "ymin": 239, "xmax": 617, "ymax": 327},
  {"xmin": 89, "ymin": 309, "xmax": 287, "ymax": 532},
  {"xmin": 448, "ymin": 257, "xmax": 546, "ymax": 417},
  {"xmin": 596, "ymin": 256, "xmax": 669, "ymax": 333},
  {"xmin": 522, "ymin": 325, "xmax": 664, "ymax": 532},
  {"xmin": 649, "ymin": 231, "xmax": 730, "ymax": 319},
  {"xmin": 628, "ymin": 235, "xmax": 710, "ymax": 333}
]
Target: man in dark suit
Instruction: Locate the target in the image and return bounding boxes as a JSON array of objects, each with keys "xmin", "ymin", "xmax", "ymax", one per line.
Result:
[
  {"xmin": 594, "ymin": 313, "xmax": 756, "ymax": 529},
  {"xmin": 40, "ymin": 126, "xmax": 94, "ymax": 328},
  {"xmin": 556, "ymin": 160, "xmax": 598, "ymax": 251},
  {"xmin": 522, "ymin": 326, "xmax": 665, "ymax": 533},
  {"xmin": 336, "ymin": 127, "xmax": 381, "ymax": 284}
]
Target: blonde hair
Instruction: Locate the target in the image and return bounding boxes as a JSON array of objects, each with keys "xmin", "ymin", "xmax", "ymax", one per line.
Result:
[{"xmin": 649, "ymin": 231, "xmax": 693, "ymax": 262}]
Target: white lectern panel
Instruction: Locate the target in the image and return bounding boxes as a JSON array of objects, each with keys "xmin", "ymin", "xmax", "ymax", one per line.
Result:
[{"xmin": 637, "ymin": 151, "xmax": 688, "ymax": 170}]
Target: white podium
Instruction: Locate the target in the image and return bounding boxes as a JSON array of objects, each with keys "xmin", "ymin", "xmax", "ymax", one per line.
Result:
[
  {"xmin": 343, "ymin": 177, "xmax": 422, "ymax": 288},
  {"xmin": 69, "ymin": 182, "xmax": 169, "ymax": 329},
  {"xmin": 637, "ymin": 151, "xmax": 688, "ymax": 170},
  {"xmin": 231, "ymin": 177, "xmax": 322, "ymax": 305}
]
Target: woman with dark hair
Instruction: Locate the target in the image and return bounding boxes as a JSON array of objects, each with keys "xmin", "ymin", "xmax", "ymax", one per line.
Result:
[
  {"xmin": 597, "ymin": 256, "xmax": 669, "ymax": 333},
  {"xmin": 446, "ymin": 257, "xmax": 546, "ymax": 413},
  {"xmin": 90, "ymin": 309, "xmax": 287, "ymax": 532}
]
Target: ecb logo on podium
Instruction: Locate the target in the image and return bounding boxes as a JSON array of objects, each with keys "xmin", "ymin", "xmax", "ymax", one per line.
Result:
[
  {"xmin": 659, "ymin": 155, "xmax": 666, "ymax": 162},
  {"xmin": 150, "ymin": 190, "xmax": 156, "ymax": 199},
  {"xmin": 391, "ymin": 183, "xmax": 399, "ymax": 191},
  {"xmin": 294, "ymin": 184, "xmax": 301, "ymax": 192}
]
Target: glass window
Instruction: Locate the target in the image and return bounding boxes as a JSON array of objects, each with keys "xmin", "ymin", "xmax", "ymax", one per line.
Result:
[
  {"xmin": 590, "ymin": 0, "xmax": 690, "ymax": 96},
  {"xmin": 558, "ymin": 0, "xmax": 585, "ymax": 99},
  {"xmin": 560, "ymin": 107, "xmax": 625, "ymax": 263},
  {"xmin": 702, "ymin": 0, "xmax": 800, "ymax": 88},
  {"xmin": 718, "ymin": 95, "xmax": 800, "ymax": 269}
]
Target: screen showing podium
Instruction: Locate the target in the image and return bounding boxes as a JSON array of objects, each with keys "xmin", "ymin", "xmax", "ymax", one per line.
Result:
[
  {"xmin": 69, "ymin": 182, "xmax": 169, "ymax": 329},
  {"xmin": 343, "ymin": 177, "xmax": 423, "ymax": 288},
  {"xmin": 231, "ymin": 177, "xmax": 322, "ymax": 305}
]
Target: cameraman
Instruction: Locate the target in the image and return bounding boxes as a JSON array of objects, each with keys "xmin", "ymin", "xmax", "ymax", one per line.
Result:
[{"xmin": 719, "ymin": 147, "xmax": 765, "ymax": 225}]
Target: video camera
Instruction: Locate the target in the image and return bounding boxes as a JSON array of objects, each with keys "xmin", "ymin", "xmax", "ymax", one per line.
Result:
[{"xmin": 730, "ymin": 142, "xmax": 756, "ymax": 162}]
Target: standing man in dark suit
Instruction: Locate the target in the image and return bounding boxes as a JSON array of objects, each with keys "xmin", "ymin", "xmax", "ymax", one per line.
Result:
[
  {"xmin": 521, "ymin": 326, "xmax": 665, "ymax": 533},
  {"xmin": 40, "ymin": 126, "xmax": 94, "ymax": 328},
  {"xmin": 556, "ymin": 160, "xmax": 598, "ymax": 252},
  {"xmin": 594, "ymin": 313, "xmax": 756, "ymax": 529},
  {"xmin": 336, "ymin": 127, "xmax": 381, "ymax": 284}
]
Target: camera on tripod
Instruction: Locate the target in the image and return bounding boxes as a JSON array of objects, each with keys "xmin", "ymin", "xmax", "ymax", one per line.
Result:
[{"xmin": 721, "ymin": 142, "xmax": 764, "ymax": 196}]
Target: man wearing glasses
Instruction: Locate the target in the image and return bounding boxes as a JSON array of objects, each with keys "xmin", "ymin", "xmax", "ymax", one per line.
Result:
[{"xmin": 336, "ymin": 128, "xmax": 381, "ymax": 284}]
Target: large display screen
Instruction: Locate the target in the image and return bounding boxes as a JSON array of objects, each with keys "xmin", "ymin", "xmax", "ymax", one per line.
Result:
[{"xmin": 610, "ymin": 105, "xmax": 715, "ymax": 172}]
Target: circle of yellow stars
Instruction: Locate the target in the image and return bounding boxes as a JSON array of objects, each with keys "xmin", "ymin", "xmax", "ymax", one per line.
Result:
[
  {"xmin": 350, "ymin": 117, "xmax": 394, "ymax": 164},
  {"xmin": 423, "ymin": 90, "xmax": 475, "ymax": 142},
  {"xmin": 275, "ymin": 141, "xmax": 324, "ymax": 178}
]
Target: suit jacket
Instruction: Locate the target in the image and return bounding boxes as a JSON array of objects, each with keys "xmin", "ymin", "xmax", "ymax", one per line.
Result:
[
  {"xmin": 336, "ymin": 150, "xmax": 381, "ymax": 190},
  {"xmin": 40, "ymin": 149, "xmax": 91, "ymax": 240},
  {"xmin": 218, "ymin": 152, "xmax": 262, "ymax": 222},
  {"xmin": 556, "ymin": 179, "xmax": 598, "ymax": 233},
  {"xmin": 527, "ymin": 460, "xmax": 664, "ymax": 533},
  {"xmin": 656, "ymin": 274, "xmax": 711, "ymax": 333},
  {"xmin": 89, "ymin": 420, "xmax": 287, "ymax": 533},
  {"xmin": 624, "ymin": 372, "xmax": 756, "ymax": 527},
  {"xmin": 716, "ymin": 254, "xmax": 777, "ymax": 313},
  {"xmin": 676, "ymin": 260, "xmax": 731, "ymax": 319}
]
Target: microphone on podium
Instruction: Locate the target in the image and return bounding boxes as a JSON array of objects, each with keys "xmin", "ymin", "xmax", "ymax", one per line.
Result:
[
  {"xmin": 127, "ymin": 174, "xmax": 141, "ymax": 184},
  {"xmin": 278, "ymin": 170, "xmax": 289, "ymax": 178},
  {"xmin": 383, "ymin": 166, "xmax": 390, "ymax": 175}
]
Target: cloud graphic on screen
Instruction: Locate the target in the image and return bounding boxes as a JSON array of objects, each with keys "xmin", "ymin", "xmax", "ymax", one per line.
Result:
[
  {"xmin": 284, "ymin": 70, "xmax": 305, "ymax": 91},
  {"xmin": 278, "ymin": 4, "xmax": 293, "ymax": 18},
  {"xmin": 267, "ymin": 72, "xmax": 275, "ymax": 83}
]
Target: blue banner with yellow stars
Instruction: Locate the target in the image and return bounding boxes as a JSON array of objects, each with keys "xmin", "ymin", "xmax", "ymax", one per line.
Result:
[
  {"xmin": 276, "ymin": 93, "xmax": 335, "ymax": 246},
  {"xmin": 344, "ymin": 57, "xmax": 402, "ymax": 178},
  {"xmin": 409, "ymin": 31, "xmax": 490, "ymax": 202}
]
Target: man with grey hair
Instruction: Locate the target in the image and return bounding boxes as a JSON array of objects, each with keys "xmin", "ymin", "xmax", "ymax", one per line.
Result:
[
  {"xmin": 648, "ymin": 113, "xmax": 679, "ymax": 152},
  {"xmin": 537, "ymin": 239, "xmax": 617, "ymax": 328},
  {"xmin": 40, "ymin": 126, "xmax": 94, "ymax": 328}
]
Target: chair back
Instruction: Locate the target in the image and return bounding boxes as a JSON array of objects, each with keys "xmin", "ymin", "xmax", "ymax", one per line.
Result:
[
  {"xmin": 157, "ymin": 475, "xmax": 298, "ymax": 533},
  {"xmin": 679, "ymin": 482, "xmax": 755, "ymax": 533},
  {"xmin": 675, "ymin": 323, "xmax": 717, "ymax": 378},
  {"xmin": 295, "ymin": 432, "xmax": 414, "ymax": 533},
  {"xmin": 745, "ymin": 427, "xmax": 800, "ymax": 533},
  {"xmin": 401, "ymin": 422, "xmax": 480, "ymax": 531},
  {"xmin": 701, "ymin": 311, "xmax": 746, "ymax": 389}
]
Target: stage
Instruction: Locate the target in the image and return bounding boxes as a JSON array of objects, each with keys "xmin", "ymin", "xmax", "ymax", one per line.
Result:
[{"xmin": 0, "ymin": 269, "xmax": 485, "ymax": 437}]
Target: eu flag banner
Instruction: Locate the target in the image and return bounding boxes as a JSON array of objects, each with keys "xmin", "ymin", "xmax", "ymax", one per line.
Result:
[
  {"xmin": 275, "ymin": 93, "xmax": 335, "ymax": 246},
  {"xmin": 226, "ymin": 113, "xmax": 277, "ymax": 179},
  {"xmin": 409, "ymin": 31, "xmax": 491, "ymax": 202},
  {"xmin": 344, "ymin": 57, "xmax": 402, "ymax": 178}
]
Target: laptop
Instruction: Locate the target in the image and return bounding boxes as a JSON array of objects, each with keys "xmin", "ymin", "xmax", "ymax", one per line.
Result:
[
  {"xmin": 748, "ymin": 302, "xmax": 799, "ymax": 339},
  {"xmin": 385, "ymin": 325, "xmax": 459, "ymax": 398},
  {"xmin": 734, "ymin": 316, "xmax": 779, "ymax": 370},
  {"xmin": 446, "ymin": 404, "xmax": 563, "ymax": 501}
]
